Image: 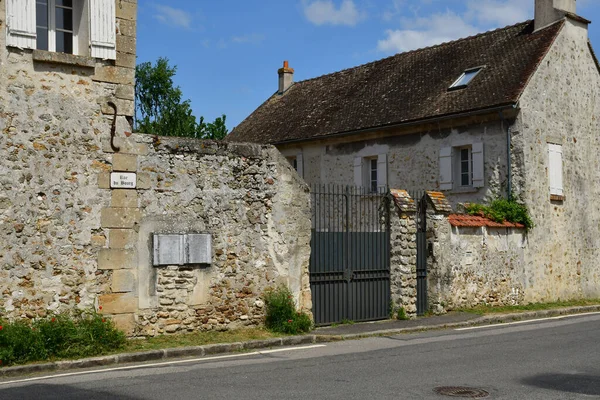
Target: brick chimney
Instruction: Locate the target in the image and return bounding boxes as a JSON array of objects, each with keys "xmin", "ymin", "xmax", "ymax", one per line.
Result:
[
  {"xmin": 278, "ymin": 61, "xmax": 294, "ymax": 94},
  {"xmin": 535, "ymin": 0, "xmax": 576, "ymax": 31}
]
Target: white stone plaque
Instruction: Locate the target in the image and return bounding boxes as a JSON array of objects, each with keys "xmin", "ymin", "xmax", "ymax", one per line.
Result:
[{"xmin": 110, "ymin": 172, "xmax": 137, "ymax": 189}]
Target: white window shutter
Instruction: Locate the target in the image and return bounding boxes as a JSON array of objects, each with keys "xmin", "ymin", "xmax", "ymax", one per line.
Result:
[
  {"xmin": 354, "ymin": 157, "xmax": 363, "ymax": 188},
  {"xmin": 90, "ymin": 0, "xmax": 117, "ymax": 60},
  {"xmin": 377, "ymin": 154, "xmax": 388, "ymax": 189},
  {"xmin": 6, "ymin": 0, "xmax": 36, "ymax": 49},
  {"xmin": 439, "ymin": 147, "xmax": 453, "ymax": 190},
  {"xmin": 472, "ymin": 142, "xmax": 485, "ymax": 188},
  {"xmin": 296, "ymin": 153, "xmax": 304, "ymax": 178},
  {"xmin": 548, "ymin": 144, "xmax": 563, "ymax": 196}
]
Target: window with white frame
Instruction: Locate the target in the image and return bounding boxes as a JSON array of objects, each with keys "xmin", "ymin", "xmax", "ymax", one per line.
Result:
[
  {"xmin": 439, "ymin": 143, "xmax": 484, "ymax": 190},
  {"xmin": 354, "ymin": 154, "xmax": 387, "ymax": 192},
  {"xmin": 288, "ymin": 157, "xmax": 298, "ymax": 171},
  {"xmin": 286, "ymin": 153, "xmax": 304, "ymax": 177},
  {"xmin": 367, "ymin": 158, "xmax": 378, "ymax": 192},
  {"xmin": 458, "ymin": 146, "xmax": 473, "ymax": 187},
  {"xmin": 36, "ymin": 0, "xmax": 77, "ymax": 54},
  {"xmin": 6, "ymin": 0, "xmax": 116, "ymax": 60},
  {"xmin": 548, "ymin": 143, "xmax": 563, "ymax": 199}
]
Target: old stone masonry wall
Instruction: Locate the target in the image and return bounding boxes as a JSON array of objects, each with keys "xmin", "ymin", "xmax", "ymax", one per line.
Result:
[
  {"xmin": 97, "ymin": 135, "xmax": 312, "ymax": 336},
  {"xmin": 0, "ymin": 1, "xmax": 137, "ymax": 319}
]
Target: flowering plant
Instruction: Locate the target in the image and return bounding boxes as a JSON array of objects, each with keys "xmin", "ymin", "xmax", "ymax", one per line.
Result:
[{"xmin": 263, "ymin": 286, "xmax": 312, "ymax": 334}]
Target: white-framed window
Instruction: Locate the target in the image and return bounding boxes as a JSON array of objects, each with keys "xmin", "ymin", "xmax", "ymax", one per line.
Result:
[
  {"xmin": 548, "ymin": 143, "xmax": 563, "ymax": 199},
  {"xmin": 439, "ymin": 143, "xmax": 484, "ymax": 190},
  {"xmin": 457, "ymin": 146, "xmax": 473, "ymax": 187},
  {"xmin": 6, "ymin": 0, "xmax": 116, "ymax": 59},
  {"xmin": 286, "ymin": 153, "xmax": 304, "ymax": 177},
  {"xmin": 36, "ymin": 0, "xmax": 78, "ymax": 54},
  {"xmin": 354, "ymin": 154, "xmax": 387, "ymax": 192},
  {"xmin": 449, "ymin": 67, "xmax": 483, "ymax": 90}
]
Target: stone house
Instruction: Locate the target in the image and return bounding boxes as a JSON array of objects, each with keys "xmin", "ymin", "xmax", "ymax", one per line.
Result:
[
  {"xmin": 0, "ymin": 0, "xmax": 312, "ymax": 335},
  {"xmin": 228, "ymin": 0, "xmax": 600, "ymax": 313}
]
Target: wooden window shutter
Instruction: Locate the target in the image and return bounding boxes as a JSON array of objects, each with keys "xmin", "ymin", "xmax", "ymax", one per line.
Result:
[
  {"xmin": 354, "ymin": 157, "xmax": 363, "ymax": 188},
  {"xmin": 296, "ymin": 153, "xmax": 304, "ymax": 178},
  {"xmin": 439, "ymin": 147, "xmax": 453, "ymax": 190},
  {"xmin": 377, "ymin": 154, "xmax": 388, "ymax": 188},
  {"xmin": 548, "ymin": 144, "xmax": 563, "ymax": 196},
  {"xmin": 6, "ymin": 0, "xmax": 37, "ymax": 49},
  {"xmin": 472, "ymin": 142, "xmax": 485, "ymax": 188},
  {"xmin": 90, "ymin": 0, "xmax": 116, "ymax": 60}
]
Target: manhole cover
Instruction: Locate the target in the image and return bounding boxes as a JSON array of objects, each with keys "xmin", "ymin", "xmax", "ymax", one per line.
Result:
[{"xmin": 434, "ymin": 387, "xmax": 490, "ymax": 398}]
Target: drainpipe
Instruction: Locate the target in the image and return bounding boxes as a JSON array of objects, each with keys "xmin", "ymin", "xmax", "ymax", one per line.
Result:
[{"xmin": 499, "ymin": 111, "xmax": 512, "ymax": 200}]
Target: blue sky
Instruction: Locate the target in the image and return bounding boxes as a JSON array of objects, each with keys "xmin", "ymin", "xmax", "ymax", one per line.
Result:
[{"xmin": 136, "ymin": 0, "xmax": 600, "ymax": 130}]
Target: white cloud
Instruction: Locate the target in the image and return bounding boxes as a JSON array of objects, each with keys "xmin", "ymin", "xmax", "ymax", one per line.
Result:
[
  {"xmin": 377, "ymin": 0, "xmax": 533, "ymax": 54},
  {"xmin": 231, "ymin": 33, "xmax": 266, "ymax": 45},
  {"xmin": 153, "ymin": 4, "xmax": 192, "ymax": 30},
  {"xmin": 377, "ymin": 11, "xmax": 479, "ymax": 53},
  {"xmin": 466, "ymin": 0, "xmax": 532, "ymax": 27},
  {"xmin": 303, "ymin": 0, "xmax": 365, "ymax": 26}
]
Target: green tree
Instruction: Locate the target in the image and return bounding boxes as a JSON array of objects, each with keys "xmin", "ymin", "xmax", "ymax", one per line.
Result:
[{"xmin": 135, "ymin": 58, "xmax": 228, "ymax": 139}]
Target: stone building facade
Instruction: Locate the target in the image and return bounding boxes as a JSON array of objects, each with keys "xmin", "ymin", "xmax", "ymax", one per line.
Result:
[
  {"xmin": 0, "ymin": 0, "xmax": 137, "ymax": 319},
  {"xmin": 229, "ymin": 0, "xmax": 600, "ymax": 312}
]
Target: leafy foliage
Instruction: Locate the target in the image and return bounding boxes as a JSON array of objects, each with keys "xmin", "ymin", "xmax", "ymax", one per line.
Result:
[
  {"xmin": 135, "ymin": 58, "xmax": 228, "ymax": 139},
  {"xmin": 465, "ymin": 197, "xmax": 533, "ymax": 229},
  {"xmin": 396, "ymin": 307, "xmax": 409, "ymax": 321},
  {"xmin": 263, "ymin": 286, "xmax": 313, "ymax": 335},
  {"xmin": 0, "ymin": 311, "xmax": 126, "ymax": 367}
]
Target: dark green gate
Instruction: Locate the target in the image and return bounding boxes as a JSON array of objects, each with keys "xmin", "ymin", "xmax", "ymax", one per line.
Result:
[{"xmin": 309, "ymin": 185, "xmax": 390, "ymax": 326}]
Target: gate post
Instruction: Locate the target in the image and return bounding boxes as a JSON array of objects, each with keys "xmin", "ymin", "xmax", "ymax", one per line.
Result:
[{"xmin": 389, "ymin": 190, "xmax": 418, "ymax": 318}]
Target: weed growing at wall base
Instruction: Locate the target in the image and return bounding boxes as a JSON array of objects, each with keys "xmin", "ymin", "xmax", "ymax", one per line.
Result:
[
  {"xmin": 263, "ymin": 286, "xmax": 313, "ymax": 335},
  {"xmin": 0, "ymin": 311, "xmax": 126, "ymax": 367}
]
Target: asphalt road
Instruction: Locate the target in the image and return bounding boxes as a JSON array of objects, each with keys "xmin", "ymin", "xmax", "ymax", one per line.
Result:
[{"xmin": 2, "ymin": 313, "xmax": 600, "ymax": 399}]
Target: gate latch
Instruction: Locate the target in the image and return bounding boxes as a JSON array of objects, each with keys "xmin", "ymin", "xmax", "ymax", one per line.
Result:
[{"xmin": 343, "ymin": 269, "xmax": 353, "ymax": 283}]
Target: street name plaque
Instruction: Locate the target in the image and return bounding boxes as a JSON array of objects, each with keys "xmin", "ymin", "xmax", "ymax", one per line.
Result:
[{"xmin": 110, "ymin": 172, "xmax": 137, "ymax": 189}]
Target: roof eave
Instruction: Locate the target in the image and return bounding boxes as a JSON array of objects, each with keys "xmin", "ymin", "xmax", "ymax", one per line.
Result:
[{"xmin": 272, "ymin": 103, "xmax": 518, "ymax": 146}]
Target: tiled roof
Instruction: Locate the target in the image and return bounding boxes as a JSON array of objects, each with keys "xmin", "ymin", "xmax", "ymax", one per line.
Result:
[
  {"xmin": 228, "ymin": 20, "xmax": 564, "ymax": 144},
  {"xmin": 448, "ymin": 214, "xmax": 525, "ymax": 229},
  {"xmin": 390, "ymin": 189, "xmax": 416, "ymax": 213},
  {"xmin": 426, "ymin": 191, "xmax": 453, "ymax": 214}
]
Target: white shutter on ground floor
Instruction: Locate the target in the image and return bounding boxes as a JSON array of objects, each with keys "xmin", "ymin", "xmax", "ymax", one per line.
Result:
[
  {"xmin": 472, "ymin": 142, "xmax": 485, "ymax": 188},
  {"xmin": 439, "ymin": 147, "xmax": 453, "ymax": 190}
]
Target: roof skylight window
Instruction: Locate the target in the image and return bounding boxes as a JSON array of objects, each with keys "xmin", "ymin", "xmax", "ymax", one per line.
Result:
[{"xmin": 449, "ymin": 67, "xmax": 483, "ymax": 90}]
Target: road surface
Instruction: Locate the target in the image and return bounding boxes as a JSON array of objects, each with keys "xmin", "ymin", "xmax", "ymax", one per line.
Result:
[{"xmin": 1, "ymin": 313, "xmax": 600, "ymax": 399}]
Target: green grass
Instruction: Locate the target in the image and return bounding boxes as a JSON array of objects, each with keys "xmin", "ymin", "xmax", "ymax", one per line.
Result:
[
  {"xmin": 121, "ymin": 328, "xmax": 285, "ymax": 353},
  {"xmin": 455, "ymin": 299, "xmax": 600, "ymax": 315}
]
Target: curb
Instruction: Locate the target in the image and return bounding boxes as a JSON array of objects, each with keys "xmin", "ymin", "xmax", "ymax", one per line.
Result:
[{"xmin": 2, "ymin": 305, "xmax": 599, "ymax": 379}]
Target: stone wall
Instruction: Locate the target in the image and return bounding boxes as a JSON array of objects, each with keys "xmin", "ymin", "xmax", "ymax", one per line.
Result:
[
  {"xmin": 0, "ymin": 1, "xmax": 136, "ymax": 319},
  {"xmin": 513, "ymin": 18, "xmax": 600, "ymax": 302},
  {"xmin": 97, "ymin": 135, "xmax": 312, "ymax": 336},
  {"xmin": 428, "ymin": 220, "xmax": 527, "ymax": 310}
]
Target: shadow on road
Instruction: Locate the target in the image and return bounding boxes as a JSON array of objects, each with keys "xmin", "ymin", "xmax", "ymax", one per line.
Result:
[
  {"xmin": 521, "ymin": 373, "xmax": 600, "ymax": 396},
  {"xmin": 0, "ymin": 383, "xmax": 143, "ymax": 400}
]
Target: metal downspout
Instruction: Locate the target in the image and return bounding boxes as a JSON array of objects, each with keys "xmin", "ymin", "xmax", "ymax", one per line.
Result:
[{"xmin": 499, "ymin": 111, "xmax": 512, "ymax": 199}]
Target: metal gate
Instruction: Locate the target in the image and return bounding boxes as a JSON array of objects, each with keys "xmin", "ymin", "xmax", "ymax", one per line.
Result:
[
  {"xmin": 309, "ymin": 185, "xmax": 390, "ymax": 326},
  {"xmin": 414, "ymin": 192, "xmax": 428, "ymax": 316}
]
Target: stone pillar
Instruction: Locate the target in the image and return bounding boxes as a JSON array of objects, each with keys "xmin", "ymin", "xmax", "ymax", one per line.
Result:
[
  {"xmin": 389, "ymin": 190, "xmax": 418, "ymax": 317},
  {"xmin": 97, "ymin": 138, "xmax": 149, "ymax": 335},
  {"xmin": 424, "ymin": 192, "xmax": 453, "ymax": 314}
]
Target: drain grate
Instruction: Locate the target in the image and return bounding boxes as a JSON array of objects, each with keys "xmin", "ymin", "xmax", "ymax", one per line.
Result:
[{"xmin": 434, "ymin": 387, "xmax": 490, "ymax": 398}]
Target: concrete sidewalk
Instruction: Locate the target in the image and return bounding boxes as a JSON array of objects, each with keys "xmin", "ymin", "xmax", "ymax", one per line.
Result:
[{"xmin": 2, "ymin": 305, "xmax": 600, "ymax": 379}]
